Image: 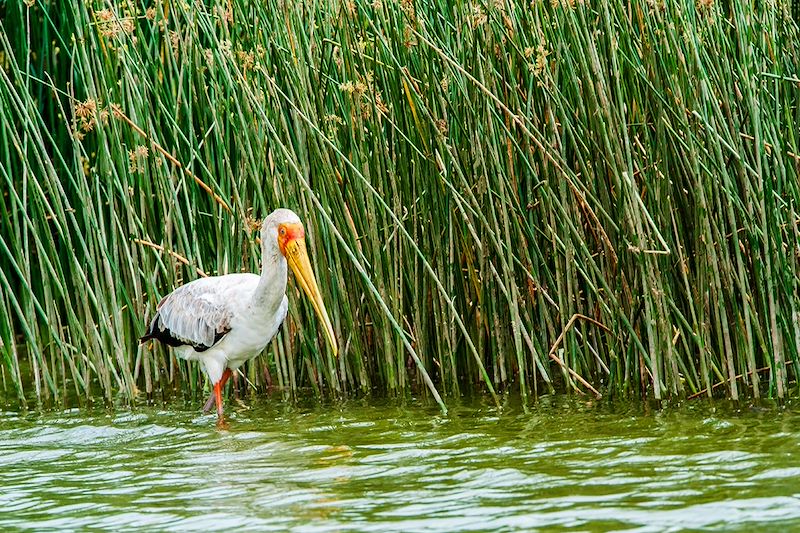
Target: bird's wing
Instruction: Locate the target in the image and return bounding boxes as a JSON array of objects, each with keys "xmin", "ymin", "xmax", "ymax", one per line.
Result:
[{"xmin": 141, "ymin": 274, "xmax": 257, "ymax": 352}]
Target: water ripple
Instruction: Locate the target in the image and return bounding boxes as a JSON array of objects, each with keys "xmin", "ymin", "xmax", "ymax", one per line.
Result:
[{"xmin": 0, "ymin": 399, "xmax": 799, "ymax": 531}]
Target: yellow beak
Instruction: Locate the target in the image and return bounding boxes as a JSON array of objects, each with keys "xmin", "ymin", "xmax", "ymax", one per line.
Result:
[{"xmin": 284, "ymin": 237, "xmax": 338, "ymax": 356}]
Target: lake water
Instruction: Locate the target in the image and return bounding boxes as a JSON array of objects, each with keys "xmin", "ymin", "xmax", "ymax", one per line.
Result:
[{"xmin": 1, "ymin": 395, "xmax": 799, "ymax": 531}]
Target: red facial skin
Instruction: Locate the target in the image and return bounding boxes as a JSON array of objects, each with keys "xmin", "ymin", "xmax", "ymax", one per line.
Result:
[{"xmin": 277, "ymin": 223, "xmax": 305, "ymax": 256}]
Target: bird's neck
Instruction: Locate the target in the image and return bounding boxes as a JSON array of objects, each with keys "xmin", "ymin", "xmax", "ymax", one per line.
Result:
[{"xmin": 252, "ymin": 242, "xmax": 287, "ymax": 310}]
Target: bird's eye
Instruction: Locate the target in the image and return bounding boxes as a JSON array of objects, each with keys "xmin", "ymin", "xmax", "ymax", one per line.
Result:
[{"xmin": 279, "ymin": 228, "xmax": 286, "ymax": 236}]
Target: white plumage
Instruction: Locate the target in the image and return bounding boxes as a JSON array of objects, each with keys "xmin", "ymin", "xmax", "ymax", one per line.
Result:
[
  {"xmin": 158, "ymin": 274, "xmax": 287, "ymax": 384},
  {"xmin": 141, "ymin": 208, "xmax": 336, "ymax": 420}
]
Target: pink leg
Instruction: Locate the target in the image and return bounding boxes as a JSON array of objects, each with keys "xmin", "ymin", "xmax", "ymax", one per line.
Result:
[
  {"xmin": 214, "ymin": 380, "xmax": 223, "ymax": 419},
  {"xmin": 203, "ymin": 368, "xmax": 232, "ymax": 413}
]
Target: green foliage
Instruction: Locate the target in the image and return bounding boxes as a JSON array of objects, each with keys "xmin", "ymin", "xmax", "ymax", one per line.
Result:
[{"xmin": 1, "ymin": 0, "xmax": 799, "ymax": 409}]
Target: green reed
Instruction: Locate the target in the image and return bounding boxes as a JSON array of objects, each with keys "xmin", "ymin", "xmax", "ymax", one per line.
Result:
[{"xmin": 1, "ymin": 0, "xmax": 798, "ymax": 410}]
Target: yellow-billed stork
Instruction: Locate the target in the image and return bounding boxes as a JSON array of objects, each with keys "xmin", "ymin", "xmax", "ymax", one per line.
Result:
[{"xmin": 140, "ymin": 208, "xmax": 337, "ymax": 421}]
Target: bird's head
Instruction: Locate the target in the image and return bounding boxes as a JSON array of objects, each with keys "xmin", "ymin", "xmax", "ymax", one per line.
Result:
[{"xmin": 262, "ymin": 209, "xmax": 337, "ymax": 357}]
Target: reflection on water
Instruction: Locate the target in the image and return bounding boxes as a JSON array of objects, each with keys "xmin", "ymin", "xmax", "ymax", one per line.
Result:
[{"xmin": 1, "ymin": 396, "xmax": 799, "ymax": 531}]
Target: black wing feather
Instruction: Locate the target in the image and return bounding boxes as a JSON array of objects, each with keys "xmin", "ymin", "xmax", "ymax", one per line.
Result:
[{"xmin": 140, "ymin": 314, "xmax": 229, "ymax": 352}]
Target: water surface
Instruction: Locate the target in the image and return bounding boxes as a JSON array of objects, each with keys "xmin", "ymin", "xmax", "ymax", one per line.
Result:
[{"xmin": 1, "ymin": 396, "xmax": 799, "ymax": 531}]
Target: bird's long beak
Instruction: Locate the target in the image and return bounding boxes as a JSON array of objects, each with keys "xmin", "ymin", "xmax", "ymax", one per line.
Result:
[{"xmin": 284, "ymin": 237, "xmax": 338, "ymax": 357}]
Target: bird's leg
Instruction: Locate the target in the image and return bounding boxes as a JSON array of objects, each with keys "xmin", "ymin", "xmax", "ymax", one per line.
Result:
[
  {"xmin": 214, "ymin": 379, "xmax": 224, "ymax": 419},
  {"xmin": 203, "ymin": 368, "xmax": 232, "ymax": 413}
]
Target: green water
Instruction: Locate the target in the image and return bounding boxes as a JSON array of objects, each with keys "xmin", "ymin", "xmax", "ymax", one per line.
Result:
[{"xmin": 1, "ymin": 396, "xmax": 799, "ymax": 531}]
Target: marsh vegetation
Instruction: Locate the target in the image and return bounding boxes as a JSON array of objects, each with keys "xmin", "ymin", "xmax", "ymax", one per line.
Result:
[{"xmin": 1, "ymin": 0, "xmax": 799, "ymax": 409}]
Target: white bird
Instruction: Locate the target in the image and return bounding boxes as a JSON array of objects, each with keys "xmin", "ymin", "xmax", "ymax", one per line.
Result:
[{"xmin": 140, "ymin": 208, "xmax": 337, "ymax": 421}]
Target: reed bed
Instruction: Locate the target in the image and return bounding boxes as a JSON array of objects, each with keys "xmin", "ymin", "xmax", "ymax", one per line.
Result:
[{"xmin": 1, "ymin": 0, "xmax": 799, "ymax": 411}]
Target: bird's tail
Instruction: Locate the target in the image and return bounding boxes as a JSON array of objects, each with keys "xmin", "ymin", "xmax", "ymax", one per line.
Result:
[{"xmin": 139, "ymin": 315, "xmax": 158, "ymax": 344}]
